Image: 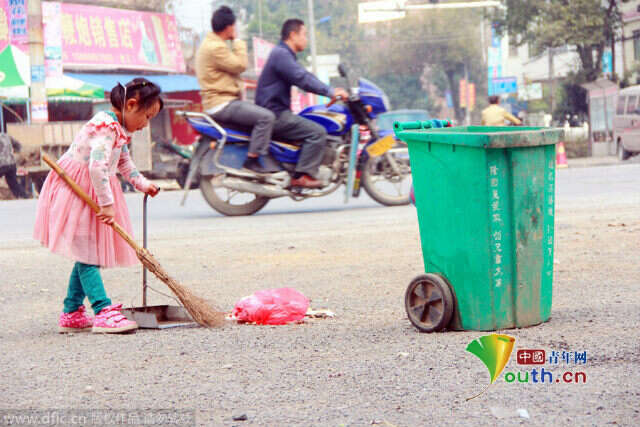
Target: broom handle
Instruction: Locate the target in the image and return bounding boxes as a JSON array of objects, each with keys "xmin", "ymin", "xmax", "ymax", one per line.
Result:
[{"xmin": 42, "ymin": 153, "xmax": 143, "ymax": 253}]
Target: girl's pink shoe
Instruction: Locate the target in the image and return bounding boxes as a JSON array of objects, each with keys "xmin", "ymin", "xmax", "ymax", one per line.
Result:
[
  {"xmin": 58, "ymin": 305, "xmax": 93, "ymax": 333},
  {"xmin": 92, "ymin": 303, "xmax": 138, "ymax": 334}
]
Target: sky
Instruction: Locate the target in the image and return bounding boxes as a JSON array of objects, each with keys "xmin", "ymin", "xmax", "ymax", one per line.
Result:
[{"xmin": 171, "ymin": 0, "xmax": 214, "ymax": 38}]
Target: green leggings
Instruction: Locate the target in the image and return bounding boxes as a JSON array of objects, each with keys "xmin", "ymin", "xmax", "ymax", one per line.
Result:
[{"xmin": 63, "ymin": 262, "xmax": 112, "ymax": 314}]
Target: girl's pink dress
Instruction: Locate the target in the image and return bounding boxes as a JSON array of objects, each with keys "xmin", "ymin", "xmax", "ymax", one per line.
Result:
[{"xmin": 33, "ymin": 111, "xmax": 151, "ymax": 268}]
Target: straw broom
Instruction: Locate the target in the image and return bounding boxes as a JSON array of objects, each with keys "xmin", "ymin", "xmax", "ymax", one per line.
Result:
[{"xmin": 42, "ymin": 154, "xmax": 225, "ymax": 327}]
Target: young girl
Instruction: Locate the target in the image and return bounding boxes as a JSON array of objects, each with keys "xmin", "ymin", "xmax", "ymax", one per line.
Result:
[{"xmin": 34, "ymin": 78, "xmax": 163, "ymax": 334}]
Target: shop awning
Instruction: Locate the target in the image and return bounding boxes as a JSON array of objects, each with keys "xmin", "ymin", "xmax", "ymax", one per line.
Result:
[
  {"xmin": 65, "ymin": 73, "xmax": 201, "ymax": 93},
  {"xmin": 0, "ymin": 45, "xmax": 30, "ymax": 88},
  {"xmin": 0, "ymin": 74, "xmax": 104, "ymax": 103}
]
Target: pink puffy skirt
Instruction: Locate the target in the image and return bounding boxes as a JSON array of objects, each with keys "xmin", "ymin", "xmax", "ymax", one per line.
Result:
[{"xmin": 33, "ymin": 157, "xmax": 138, "ymax": 268}]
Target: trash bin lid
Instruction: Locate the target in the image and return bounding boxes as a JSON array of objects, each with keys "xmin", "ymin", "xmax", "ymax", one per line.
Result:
[{"xmin": 394, "ymin": 124, "xmax": 564, "ymax": 149}]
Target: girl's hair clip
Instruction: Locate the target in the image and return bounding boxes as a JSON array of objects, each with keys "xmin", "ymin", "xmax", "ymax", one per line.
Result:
[{"xmin": 127, "ymin": 81, "xmax": 148, "ymax": 90}]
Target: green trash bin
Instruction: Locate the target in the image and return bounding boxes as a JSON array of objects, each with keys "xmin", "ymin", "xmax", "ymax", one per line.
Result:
[{"xmin": 394, "ymin": 121, "xmax": 563, "ymax": 332}]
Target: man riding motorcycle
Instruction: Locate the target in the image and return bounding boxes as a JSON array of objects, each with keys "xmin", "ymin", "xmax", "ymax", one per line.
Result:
[
  {"xmin": 195, "ymin": 6, "xmax": 277, "ymax": 174},
  {"xmin": 255, "ymin": 18, "xmax": 348, "ymax": 188}
]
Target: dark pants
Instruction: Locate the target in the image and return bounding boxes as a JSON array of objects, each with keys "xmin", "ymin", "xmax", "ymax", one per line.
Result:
[
  {"xmin": 0, "ymin": 164, "xmax": 27, "ymax": 198},
  {"xmin": 211, "ymin": 100, "xmax": 276, "ymax": 156},
  {"xmin": 272, "ymin": 110, "xmax": 327, "ymax": 176}
]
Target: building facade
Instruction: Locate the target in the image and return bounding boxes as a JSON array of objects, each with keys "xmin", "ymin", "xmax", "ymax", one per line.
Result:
[{"xmin": 620, "ymin": 0, "xmax": 640, "ymax": 83}]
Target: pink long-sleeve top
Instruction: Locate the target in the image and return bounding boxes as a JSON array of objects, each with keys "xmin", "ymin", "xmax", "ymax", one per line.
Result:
[{"xmin": 59, "ymin": 111, "xmax": 151, "ymax": 206}]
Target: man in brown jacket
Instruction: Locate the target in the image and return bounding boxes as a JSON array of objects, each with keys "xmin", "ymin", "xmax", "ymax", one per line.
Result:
[
  {"xmin": 481, "ymin": 96, "xmax": 522, "ymax": 126},
  {"xmin": 195, "ymin": 6, "xmax": 277, "ymax": 174}
]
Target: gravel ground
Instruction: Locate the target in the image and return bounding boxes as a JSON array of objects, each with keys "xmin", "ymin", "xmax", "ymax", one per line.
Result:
[{"xmin": 1, "ymin": 174, "xmax": 639, "ymax": 426}]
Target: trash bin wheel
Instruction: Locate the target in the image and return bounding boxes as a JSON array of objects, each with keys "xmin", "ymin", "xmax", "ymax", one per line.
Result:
[{"xmin": 405, "ymin": 273, "xmax": 454, "ymax": 332}]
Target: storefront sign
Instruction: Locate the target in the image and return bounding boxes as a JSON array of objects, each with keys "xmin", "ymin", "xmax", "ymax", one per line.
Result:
[
  {"xmin": 43, "ymin": 2, "xmax": 185, "ymax": 72},
  {"xmin": 31, "ymin": 101, "xmax": 49, "ymax": 122},
  {"xmin": 0, "ymin": 0, "xmax": 28, "ymax": 52}
]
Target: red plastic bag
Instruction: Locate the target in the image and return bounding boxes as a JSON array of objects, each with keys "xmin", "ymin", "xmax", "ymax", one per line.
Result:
[{"xmin": 232, "ymin": 288, "xmax": 310, "ymax": 325}]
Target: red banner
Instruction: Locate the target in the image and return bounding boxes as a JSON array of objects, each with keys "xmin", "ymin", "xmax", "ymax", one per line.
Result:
[
  {"xmin": 43, "ymin": 2, "xmax": 185, "ymax": 73},
  {"xmin": 459, "ymin": 79, "xmax": 476, "ymax": 111}
]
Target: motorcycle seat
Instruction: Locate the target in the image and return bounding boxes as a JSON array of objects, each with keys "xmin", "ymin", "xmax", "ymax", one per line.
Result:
[
  {"xmin": 212, "ymin": 119, "xmax": 253, "ymax": 136},
  {"xmin": 211, "ymin": 117, "xmax": 302, "ymax": 146}
]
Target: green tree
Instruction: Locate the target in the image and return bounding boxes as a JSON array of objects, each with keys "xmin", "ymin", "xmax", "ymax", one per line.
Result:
[
  {"xmin": 495, "ymin": 0, "xmax": 620, "ymax": 82},
  {"xmin": 554, "ymin": 76, "xmax": 589, "ymax": 122},
  {"xmin": 354, "ymin": 7, "xmax": 485, "ymax": 121},
  {"xmin": 209, "ymin": 0, "xmax": 485, "ymax": 119}
]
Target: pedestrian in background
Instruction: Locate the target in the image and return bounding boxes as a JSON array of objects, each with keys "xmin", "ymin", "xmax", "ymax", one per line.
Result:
[
  {"xmin": 0, "ymin": 132, "xmax": 28, "ymax": 199},
  {"xmin": 481, "ymin": 96, "xmax": 521, "ymax": 126}
]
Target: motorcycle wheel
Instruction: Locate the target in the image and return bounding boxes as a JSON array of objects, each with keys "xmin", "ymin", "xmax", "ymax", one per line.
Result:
[
  {"xmin": 362, "ymin": 143, "xmax": 412, "ymax": 206},
  {"xmin": 200, "ymin": 175, "xmax": 269, "ymax": 216}
]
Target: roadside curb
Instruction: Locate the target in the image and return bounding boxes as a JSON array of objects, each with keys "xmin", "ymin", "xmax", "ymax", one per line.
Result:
[{"xmin": 566, "ymin": 156, "xmax": 640, "ymax": 169}]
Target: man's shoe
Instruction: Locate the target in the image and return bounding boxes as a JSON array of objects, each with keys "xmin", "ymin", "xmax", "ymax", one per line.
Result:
[
  {"xmin": 242, "ymin": 157, "xmax": 277, "ymax": 174},
  {"xmin": 290, "ymin": 174, "xmax": 323, "ymax": 189},
  {"xmin": 262, "ymin": 153, "xmax": 282, "ymax": 172}
]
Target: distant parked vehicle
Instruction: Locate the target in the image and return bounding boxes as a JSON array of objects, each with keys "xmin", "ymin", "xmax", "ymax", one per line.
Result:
[
  {"xmin": 375, "ymin": 109, "xmax": 430, "ymax": 136},
  {"xmin": 613, "ymin": 85, "xmax": 640, "ymax": 161}
]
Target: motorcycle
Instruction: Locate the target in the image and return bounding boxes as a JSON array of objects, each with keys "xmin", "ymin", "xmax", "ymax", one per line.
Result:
[{"xmin": 175, "ymin": 64, "xmax": 412, "ymax": 216}]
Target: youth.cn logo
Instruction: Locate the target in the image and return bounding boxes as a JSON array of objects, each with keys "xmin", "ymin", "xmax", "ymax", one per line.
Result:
[{"xmin": 466, "ymin": 333, "xmax": 515, "ymax": 400}]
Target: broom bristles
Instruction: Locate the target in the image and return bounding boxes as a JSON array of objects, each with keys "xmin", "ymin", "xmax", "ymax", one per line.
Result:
[{"xmin": 137, "ymin": 248, "xmax": 226, "ymax": 327}]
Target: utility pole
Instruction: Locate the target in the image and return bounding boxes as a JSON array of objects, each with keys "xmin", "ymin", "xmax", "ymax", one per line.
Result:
[
  {"xmin": 548, "ymin": 47, "xmax": 555, "ymax": 114},
  {"xmin": 464, "ymin": 63, "xmax": 470, "ymax": 125},
  {"xmin": 307, "ymin": 0, "xmax": 318, "ymax": 74},
  {"xmin": 608, "ymin": 0, "xmax": 616, "ymax": 79},
  {"xmin": 27, "ymin": 0, "xmax": 47, "ymax": 123},
  {"xmin": 259, "ymin": 0, "xmax": 263, "ymax": 37}
]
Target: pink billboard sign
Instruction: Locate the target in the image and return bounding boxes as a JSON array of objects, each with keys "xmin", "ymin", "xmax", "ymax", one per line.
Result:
[
  {"xmin": 253, "ymin": 36, "xmax": 275, "ymax": 75},
  {"xmin": 45, "ymin": 2, "xmax": 185, "ymax": 73},
  {"xmin": 0, "ymin": 0, "xmax": 28, "ymax": 52}
]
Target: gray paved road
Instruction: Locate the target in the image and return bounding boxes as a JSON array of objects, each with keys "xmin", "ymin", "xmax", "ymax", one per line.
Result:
[
  {"xmin": 2, "ymin": 163, "xmax": 639, "ymax": 242},
  {"xmin": 0, "ymin": 163, "xmax": 638, "ymax": 426}
]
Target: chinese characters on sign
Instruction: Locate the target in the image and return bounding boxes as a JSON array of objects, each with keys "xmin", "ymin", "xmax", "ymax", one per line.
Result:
[
  {"xmin": 488, "ymin": 162, "xmax": 505, "ymax": 288},
  {"xmin": 517, "ymin": 349, "xmax": 587, "ymax": 365},
  {"xmin": 0, "ymin": 0, "xmax": 28, "ymax": 52},
  {"xmin": 42, "ymin": 2, "xmax": 185, "ymax": 72},
  {"xmin": 516, "ymin": 349, "xmax": 546, "ymax": 365},
  {"xmin": 543, "ymin": 158, "xmax": 555, "ymax": 277}
]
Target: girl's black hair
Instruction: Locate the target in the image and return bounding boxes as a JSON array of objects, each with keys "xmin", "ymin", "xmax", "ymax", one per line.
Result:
[{"xmin": 110, "ymin": 78, "xmax": 164, "ymax": 112}]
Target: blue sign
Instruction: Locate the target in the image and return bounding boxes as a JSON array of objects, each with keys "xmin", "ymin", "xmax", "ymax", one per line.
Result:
[
  {"xmin": 491, "ymin": 25, "xmax": 501, "ymax": 48},
  {"xmin": 602, "ymin": 50, "xmax": 612, "ymax": 74},
  {"xmin": 489, "ymin": 76, "xmax": 517, "ymax": 96},
  {"xmin": 445, "ymin": 90, "xmax": 453, "ymax": 108},
  {"xmin": 31, "ymin": 65, "xmax": 46, "ymax": 84}
]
